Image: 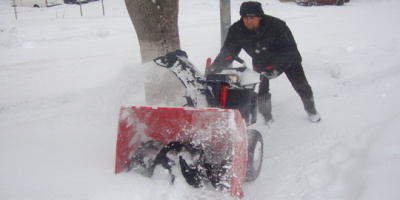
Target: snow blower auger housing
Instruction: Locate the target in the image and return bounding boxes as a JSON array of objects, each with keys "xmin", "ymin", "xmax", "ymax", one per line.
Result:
[{"xmin": 115, "ymin": 50, "xmax": 263, "ymax": 198}]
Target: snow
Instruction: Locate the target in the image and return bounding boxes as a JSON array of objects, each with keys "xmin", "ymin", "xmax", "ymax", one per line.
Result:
[{"xmin": 1, "ymin": 0, "xmax": 400, "ymax": 199}]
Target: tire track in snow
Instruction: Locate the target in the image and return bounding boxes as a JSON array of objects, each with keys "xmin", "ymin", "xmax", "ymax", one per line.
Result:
[
  {"xmin": 263, "ymin": 124, "xmax": 366, "ymax": 169},
  {"xmin": 250, "ymin": 124, "xmax": 370, "ymax": 199}
]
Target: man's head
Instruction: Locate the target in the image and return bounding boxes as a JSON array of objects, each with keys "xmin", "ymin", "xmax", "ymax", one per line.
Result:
[
  {"xmin": 240, "ymin": 1, "xmax": 264, "ymax": 31},
  {"xmin": 240, "ymin": 1, "xmax": 264, "ymax": 18}
]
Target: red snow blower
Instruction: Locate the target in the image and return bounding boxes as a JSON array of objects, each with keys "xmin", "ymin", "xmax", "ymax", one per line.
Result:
[{"xmin": 115, "ymin": 50, "xmax": 263, "ymax": 198}]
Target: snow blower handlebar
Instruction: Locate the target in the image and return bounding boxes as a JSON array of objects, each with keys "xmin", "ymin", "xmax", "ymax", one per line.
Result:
[
  {"xmin": 205, "ymin": 55, "xmax": 247, "ymax": 75},
  {"xmin": 221, "ymin": 55, "xmax": 247, "ymax": 72},
  {"xmin": 226, "ymin": 55, "xmax": 246, "ymax": 66}
]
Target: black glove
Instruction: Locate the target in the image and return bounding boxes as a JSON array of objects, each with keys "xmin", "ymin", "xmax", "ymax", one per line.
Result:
[
  {"xmin": 236, "ymin": 66, "xmax": 247, "ymax": 72},
  {"xmin": 261, "ymin": 66, "xmax": 280, "ymax": 79}
]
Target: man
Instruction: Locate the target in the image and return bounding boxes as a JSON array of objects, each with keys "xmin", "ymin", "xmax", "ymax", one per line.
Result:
[{"xmin": 206, "ymin": 1, "xmax": 321, "ymax": 124}]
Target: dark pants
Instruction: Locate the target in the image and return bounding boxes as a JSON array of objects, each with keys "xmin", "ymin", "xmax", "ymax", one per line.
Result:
[
  {"xmin": 258, "ymin": 64, "xmax": 313, "ymax": 100},
  {"xmin": 257, "ymin": 64, "xmax": 316, "ymax": 121}
]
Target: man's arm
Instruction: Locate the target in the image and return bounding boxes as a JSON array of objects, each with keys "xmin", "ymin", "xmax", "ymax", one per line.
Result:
[
  {"xmin": 272, "ymin": 24, "xmax": 302, "ymax": 72},
  {"xmin": 206, "ymin": 26, "xmax": 242, "ymax": 75}
]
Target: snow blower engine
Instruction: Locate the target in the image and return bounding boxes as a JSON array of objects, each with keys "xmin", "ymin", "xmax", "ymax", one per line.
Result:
[{"xmin": 115, "ymin": 50, "xmax": 263, "ymax": 198}]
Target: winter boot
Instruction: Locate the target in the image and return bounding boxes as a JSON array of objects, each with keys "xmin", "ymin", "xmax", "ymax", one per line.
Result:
[
  {"xmin": 301, "ymin": 96, "xmax": 321, "ymax": 123},
  {"xmin": 258, "ymin": 95, "xmax": 274, "ymax": 125}
]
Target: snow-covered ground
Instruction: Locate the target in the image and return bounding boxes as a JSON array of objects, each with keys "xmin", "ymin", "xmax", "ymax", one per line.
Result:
[{"xmin": 1, "ymin": 0, "xmax": 400, "ymax": 199}]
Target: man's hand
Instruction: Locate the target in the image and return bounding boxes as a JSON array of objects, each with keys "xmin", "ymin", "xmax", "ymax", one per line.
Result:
[{"xmin": 261, "ymin": 66, "xmax": 280, "ymax": 79}]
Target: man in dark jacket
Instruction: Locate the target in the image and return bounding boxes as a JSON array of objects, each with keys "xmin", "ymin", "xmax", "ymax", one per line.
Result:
[{"xmin": 207, "ymin": 1, "xmax": 321, "ymax": 124}]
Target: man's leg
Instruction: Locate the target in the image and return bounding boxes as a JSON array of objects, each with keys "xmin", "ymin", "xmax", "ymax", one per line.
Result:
[
  {"xmin": 258, "ymin": 75, "xmax": 273, "ymax": 123},
  {"xmin": 285, "ymin": 64, "xmax": 321, "ymax": 122}
]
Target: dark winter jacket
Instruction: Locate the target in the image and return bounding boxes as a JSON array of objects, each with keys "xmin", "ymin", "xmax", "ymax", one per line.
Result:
[{"xmin": 211, "ymin": 15, "xmax": 302, "ymax": 74}]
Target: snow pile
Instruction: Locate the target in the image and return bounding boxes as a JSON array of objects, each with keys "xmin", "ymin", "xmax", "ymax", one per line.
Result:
[{"xmin": 1, "ymin": 0, "xmax": 400, "ymax": 200}]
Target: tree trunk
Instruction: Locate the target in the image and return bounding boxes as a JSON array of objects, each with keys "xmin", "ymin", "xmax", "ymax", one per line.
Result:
[{"xmin": 125, "ymin": 0, "xmax": 180, "ymax": 63}]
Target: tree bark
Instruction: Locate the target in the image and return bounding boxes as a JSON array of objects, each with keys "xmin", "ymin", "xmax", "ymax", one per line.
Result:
[{"xmin": 125, "ymin": 0, "xmax": 180, "ymax": 63}]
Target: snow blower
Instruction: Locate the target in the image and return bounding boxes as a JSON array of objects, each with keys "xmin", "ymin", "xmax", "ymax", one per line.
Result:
[{"xmin": 115, "ymin": 50, "xmax": 263, "ymax": 198}]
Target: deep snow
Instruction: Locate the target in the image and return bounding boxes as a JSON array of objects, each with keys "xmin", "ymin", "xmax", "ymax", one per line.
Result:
[{"xmin": 1, "ymin": 0, "xmax": 400, "ymax": 199}]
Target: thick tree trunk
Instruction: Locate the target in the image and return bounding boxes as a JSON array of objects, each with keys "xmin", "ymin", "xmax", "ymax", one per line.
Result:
[
  {"xmin": 125, "ymin": 0, "xmax": 183, "ymax": 106},
  {"xmin": 125, "ymin": 0, "xmax": 180, "ymax": 63}
]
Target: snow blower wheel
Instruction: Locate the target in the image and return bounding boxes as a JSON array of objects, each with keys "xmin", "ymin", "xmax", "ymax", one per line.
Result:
[{"xmin": 245, "ymin": 129, "xmax": 263, "ymax": 182}]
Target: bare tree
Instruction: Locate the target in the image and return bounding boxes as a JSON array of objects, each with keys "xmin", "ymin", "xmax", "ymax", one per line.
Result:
[{"xmin": 125, "ymin": 0, "xmax": 180, "ymax": 63}]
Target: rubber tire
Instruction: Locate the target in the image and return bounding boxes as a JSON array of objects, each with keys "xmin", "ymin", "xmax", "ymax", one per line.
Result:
[
  {"xmin": 245, "ymin": 129, "xmax": 263, "ymax": 182},
  {"xmin": 307, "ymin": 0, "xmax": 316, "ymax": 6},
  {"xmin": 337, "ymin": 0, "xmax": 344, "ymax": 5}
]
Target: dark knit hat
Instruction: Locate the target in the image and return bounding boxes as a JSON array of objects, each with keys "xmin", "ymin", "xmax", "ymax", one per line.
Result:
[{"xmin": 240, "ymin": 1, "xmax": 264, "ymax": 17}]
